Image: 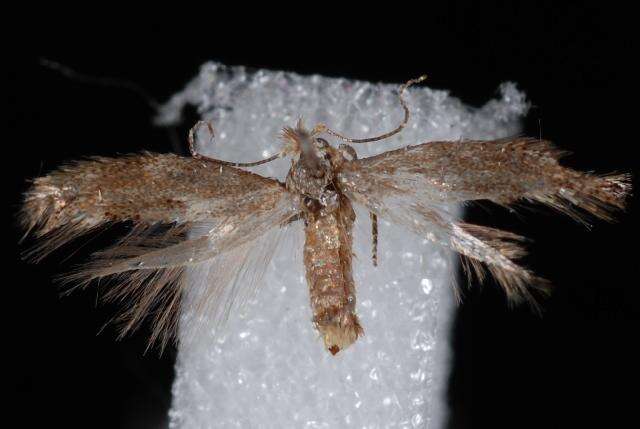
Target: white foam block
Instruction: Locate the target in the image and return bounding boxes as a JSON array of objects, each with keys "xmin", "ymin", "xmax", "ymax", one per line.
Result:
[{"xmin": 156, "ymin": 63, "xmax": 528, "ymax": 428}]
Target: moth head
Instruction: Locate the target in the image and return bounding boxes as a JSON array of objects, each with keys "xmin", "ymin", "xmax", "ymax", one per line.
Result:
[{"xmin": 279, "ymin": 118, "xmax": 331, "ymax": 161}]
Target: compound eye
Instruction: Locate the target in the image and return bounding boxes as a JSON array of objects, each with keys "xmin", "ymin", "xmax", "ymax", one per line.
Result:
[
  {"xmin": 315, "ymin": 137, "xmax": 330, "ymax": 148},
  {"xmin": 314, "ymin": 138, "xmax": 333, "ymax": 161}
]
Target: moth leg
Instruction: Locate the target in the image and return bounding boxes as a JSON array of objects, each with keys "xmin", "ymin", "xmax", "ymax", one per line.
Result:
[
  {"xmin": 370, "ymin": 212, "xmax": 378, "ymax": 267},
  {"xmin": 337, "ymin": 144, "xmax": 378, "ymax": 266}
]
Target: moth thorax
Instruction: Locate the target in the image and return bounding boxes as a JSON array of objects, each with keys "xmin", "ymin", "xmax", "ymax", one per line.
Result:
[{"xmin": 286, "ymin": 137, "xmax": 339, "ymax": 208}]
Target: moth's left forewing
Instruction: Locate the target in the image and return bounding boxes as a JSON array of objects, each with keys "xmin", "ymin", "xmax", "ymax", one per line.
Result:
[
  {"xmin": 21, "ymin": 153, "xmax": 298, "ymax": 253},
  {"xmin": 337, "ymin": 139, "xmax": 631, "ymax": 304},
  {"xmin": 22, "ymin": 153, "xmax": 301, "ymax": 349}
]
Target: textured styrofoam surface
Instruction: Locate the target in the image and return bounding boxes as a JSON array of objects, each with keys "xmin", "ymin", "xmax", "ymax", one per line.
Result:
[{"xmin": 156, "ymin": 62, "xmax": 528, "ymax": 428}]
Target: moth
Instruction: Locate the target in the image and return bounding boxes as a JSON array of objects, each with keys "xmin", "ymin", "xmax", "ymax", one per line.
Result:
[{"xmin": 20, "ymin": 76, "xmax": 630, "ymax": 355}]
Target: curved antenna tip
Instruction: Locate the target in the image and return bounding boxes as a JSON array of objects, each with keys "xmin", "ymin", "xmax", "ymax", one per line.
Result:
[
  {"xmin": 321, "ymin": 74, "xmax": 428, "ymax": 144},
  {"xmin": 188, "ymin": 120, "xmax": 282, "ymax": 167}
]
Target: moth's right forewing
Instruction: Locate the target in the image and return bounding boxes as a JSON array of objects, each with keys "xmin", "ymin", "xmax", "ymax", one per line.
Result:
[
  {"xmin": 338, "ymin": 139, "xmax": 629, "ymax": 219},
  {"xmin": 336, "ymin": 139, "xmax": 630, "ymax": 305}
]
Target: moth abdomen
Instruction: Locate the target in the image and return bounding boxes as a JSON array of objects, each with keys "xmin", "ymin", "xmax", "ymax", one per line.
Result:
[{"xmin": 303, "ymin": 194, "xmax": 362, "ymax": 354}]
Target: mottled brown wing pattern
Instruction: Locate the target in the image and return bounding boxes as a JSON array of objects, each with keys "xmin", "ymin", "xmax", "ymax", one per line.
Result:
[
  {"xmin": 22, "ymin": 152, "xmax": 293, "ymax": 244},
  {"xmin": 21, "ymin": 152, "xmax": 299, "ymax": 348},
  {"xmin": 337, "ymin": 138, "xmax": 630, "ymax": 304}
]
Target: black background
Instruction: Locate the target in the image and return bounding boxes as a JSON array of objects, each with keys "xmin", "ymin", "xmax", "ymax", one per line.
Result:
[{"xmin": 6, "ymin": 4, "xmax": 638, "ymax": 428}]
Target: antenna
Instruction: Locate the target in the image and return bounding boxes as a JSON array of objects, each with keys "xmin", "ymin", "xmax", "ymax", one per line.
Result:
[
  {"xmin": 188, "ymin": 121, "xmax": 282, "ymax": 167},
  {"xmin": 316, "ymin": 75, "xmax": 427, "ymax": 144}
]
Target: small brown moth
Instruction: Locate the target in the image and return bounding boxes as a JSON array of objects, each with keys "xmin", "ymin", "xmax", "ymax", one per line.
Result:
[{"xmin": 20, "ymin": 76, "xmax": 631, "ymax": 355}]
